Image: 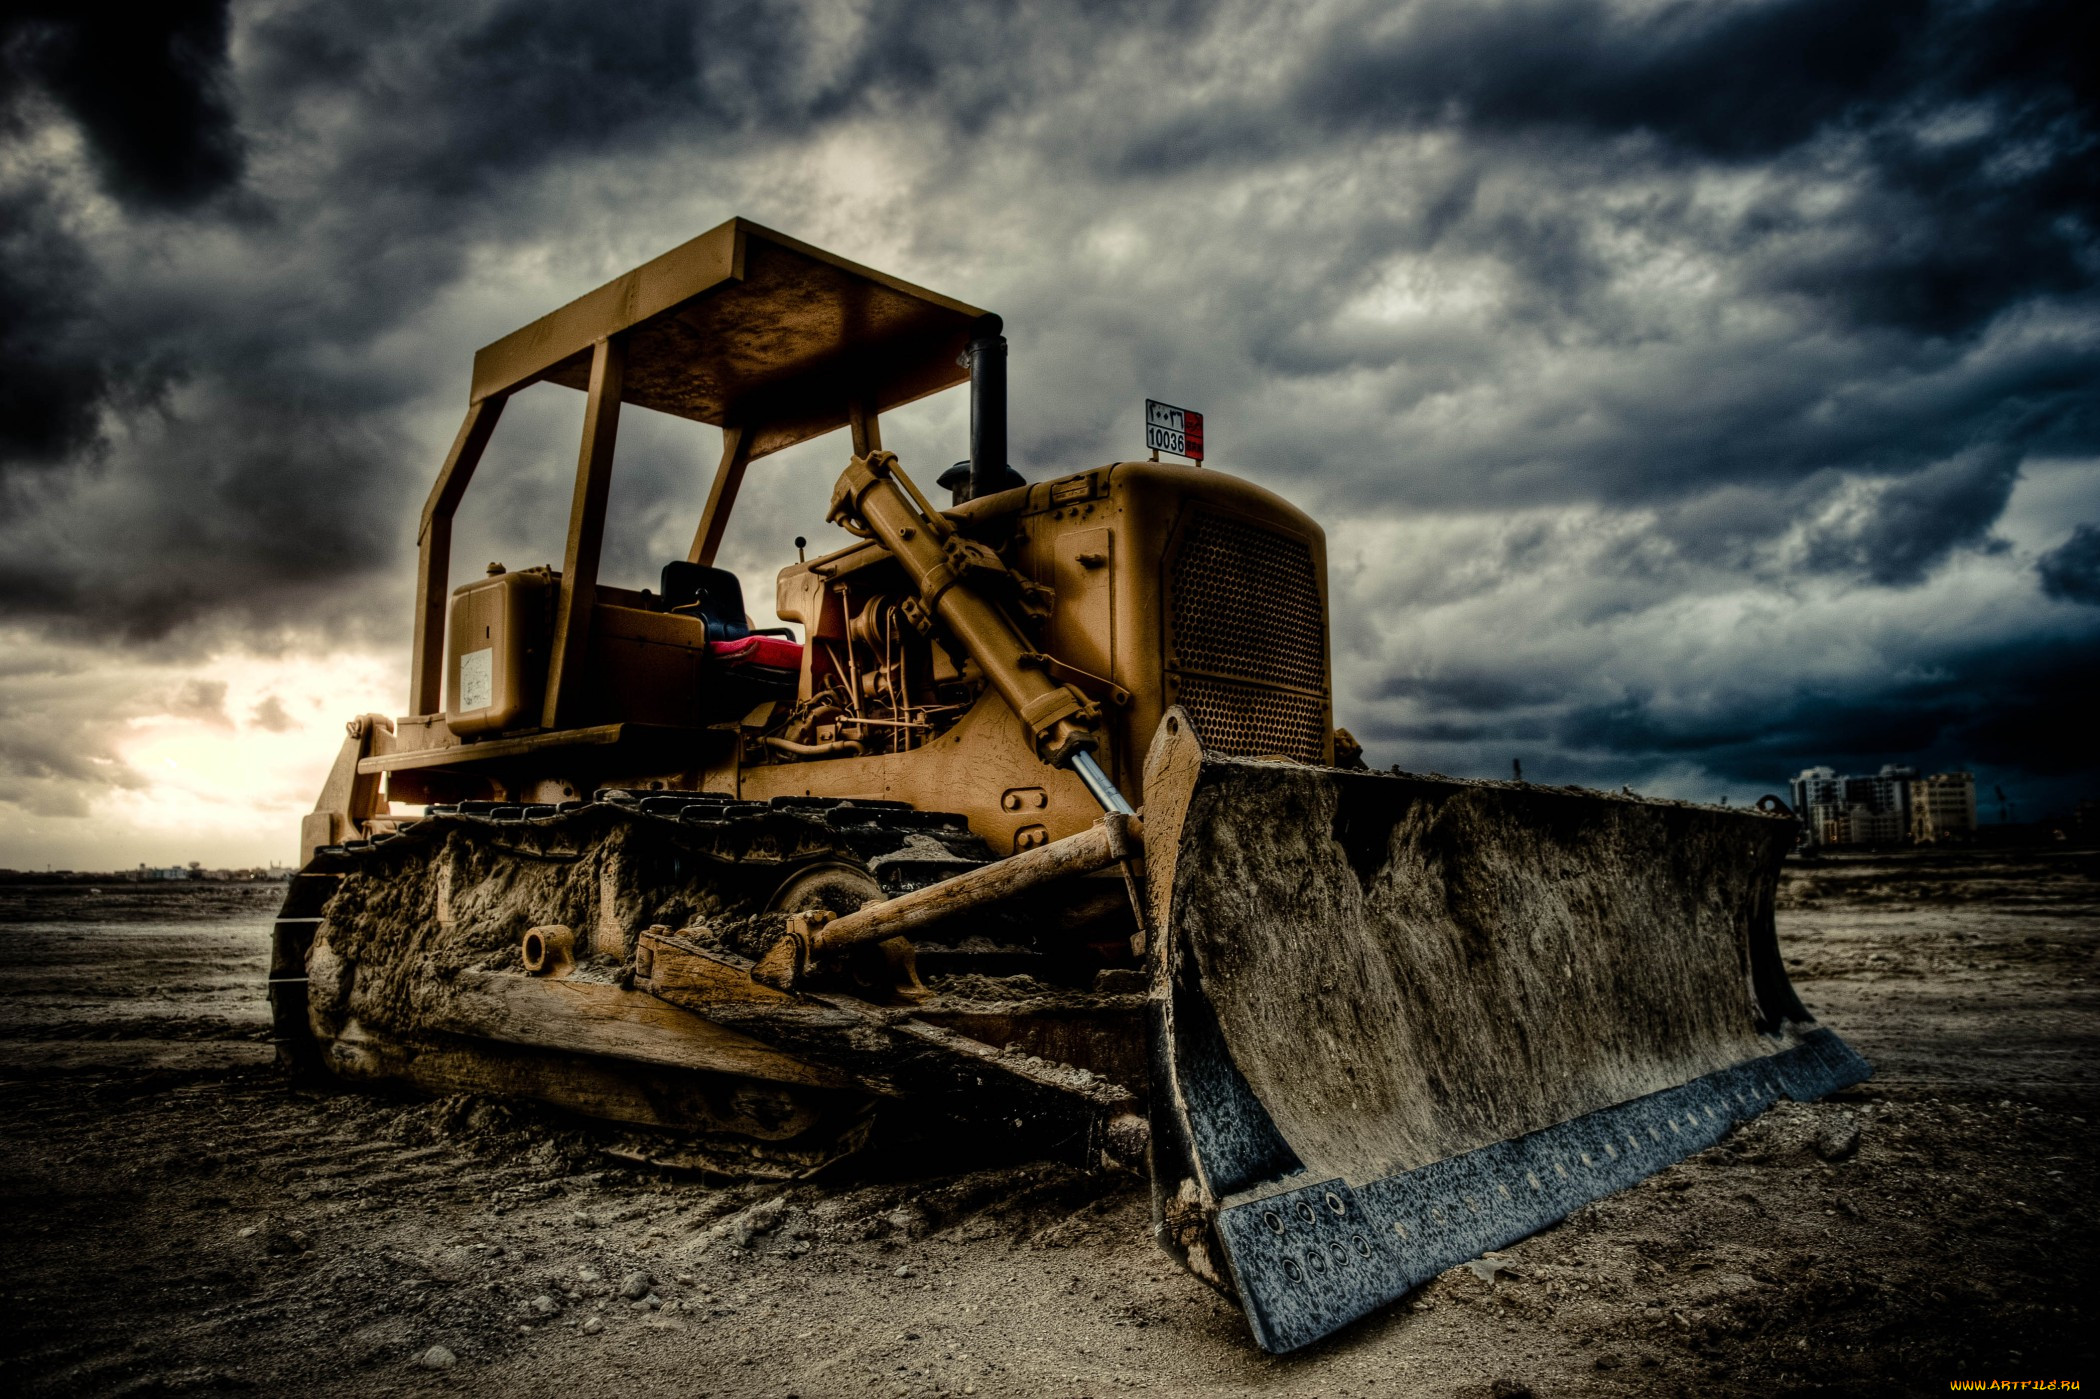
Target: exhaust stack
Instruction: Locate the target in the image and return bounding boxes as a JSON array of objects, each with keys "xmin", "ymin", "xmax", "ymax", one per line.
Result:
[
  {"xmin": 943, "ymin": 314, "xmax": 1022, "ymax": 504},
  {"xmin": 969, "ymin": 314, "xmax": 1007, "ymax": 499}
]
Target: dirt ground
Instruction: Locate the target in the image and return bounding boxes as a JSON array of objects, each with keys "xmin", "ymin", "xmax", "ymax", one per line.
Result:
[{"xmin": 0, "ymin": 848, "xmax": 2094, "ymax": 1397}]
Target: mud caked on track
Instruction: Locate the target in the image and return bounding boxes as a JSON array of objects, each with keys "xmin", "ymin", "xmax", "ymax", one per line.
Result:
[
  {"xmin": 289, "ymin": 792, "xmax": 1149, "ymax": 1178},
  {"xmin": 0, "ymin": 845, "xmax": 2094, "ymax": 1397}
]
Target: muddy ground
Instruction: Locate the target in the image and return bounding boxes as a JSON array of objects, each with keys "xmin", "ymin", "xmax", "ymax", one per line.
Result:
[{"xmin": 0, "ymin": 848, "xmax": 2094, "ymax": 1397}]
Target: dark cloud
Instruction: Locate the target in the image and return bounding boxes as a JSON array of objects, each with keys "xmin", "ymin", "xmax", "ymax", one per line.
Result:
[
  {"xmin": 1, "ymin": 0, "xmax": 244, "ymax": 209},
  {"xmin": 1078, "ymin": 7, "xmax": 2099, "ymax": 587},
  {"xmin": 1284, "ymin": 0, "xmax": 2099, "ymax": 339},
  {"xmin": 239, "ymin": 1, "xmax": 1091, "ymax": 199},
  {"xmin": 0, "ymin": 188, "xmax": 128, "ymax": 467},
  {"xmin": 0, "ymin": 0, "xmax": 1086, "ymax": 650},
  {"xmin": 1802, "ymin": 447, "xmax": 2019, "ymax": 586},
  {"xmin": 0, "ymin": 0, "xmax": 2094, "ymax": 852},
  {"xmin": 1, "ymin": 0, "xmax": 249, "ymax": 473},
  {"xmin": 0, "ymin": 396, "xmax": 412, "ymax": 645},
  {"xmin": 2038, "ymin": 523, "xmax": 2100, "ymax": 604},
  {"xmin": 244, "ymin": 2, "xmax": 713, "ymax": 197},
  {"xmin": 1298, "ymin": 1, "xmax": 1929, "ymax": 158},
  {"xmin": 1373, "ymin": 670, "xmax": 1562, "ymax": 714},
  {"xmin": 1550, "ymin": 636, "xmax": 2098, "ymax": 801}
]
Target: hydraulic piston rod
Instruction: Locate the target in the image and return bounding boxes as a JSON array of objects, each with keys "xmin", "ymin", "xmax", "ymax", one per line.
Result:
[
  {"xmin": 1071, "ymin": 750, "xmax": 1135, "ymax": 816},
  {"xmin": 828, "ymin": 450, "xmax": 1104, "ymax": 768}
]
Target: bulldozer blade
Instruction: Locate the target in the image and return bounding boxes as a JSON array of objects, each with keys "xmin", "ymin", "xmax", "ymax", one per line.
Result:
[{"xmin": 1138, "ymin": 711, "xmax": 1869, "ymax": 1354}]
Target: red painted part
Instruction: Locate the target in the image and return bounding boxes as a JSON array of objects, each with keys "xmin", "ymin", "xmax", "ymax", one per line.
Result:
[{"xmin": 709, "ymin": 634, "xmax": 804, "ymax": 670}]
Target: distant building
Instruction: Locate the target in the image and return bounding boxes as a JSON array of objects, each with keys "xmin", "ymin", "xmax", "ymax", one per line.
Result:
[
  {"xmin": 1845, "ymin": 803, "xmax": 1907, "ymax": 845},
  {"xmin": 1791, "ymin": 763, "xmax": 1932, "ymax": 847},
  {"xmin": 1870, "ymin": 765, "xmax": 1917, "ymax": 835},
  {"xmin": 1791, "ymin": 766, "xmax": 1841, "ymax": 824},
  {"xmin": 1911, "ymin": 771, "xmax": 1978, "ymax": 843}
]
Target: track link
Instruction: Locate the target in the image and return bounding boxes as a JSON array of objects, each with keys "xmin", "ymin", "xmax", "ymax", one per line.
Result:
[{"xmin": 267, "ymin": 791, "xmax": 1149, "ymax": 1168}]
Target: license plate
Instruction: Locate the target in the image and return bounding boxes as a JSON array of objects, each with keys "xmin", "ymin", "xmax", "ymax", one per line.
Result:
[{"xmin": 1146, "ymin": 399, "xmax": 1204, "ymax": 461}]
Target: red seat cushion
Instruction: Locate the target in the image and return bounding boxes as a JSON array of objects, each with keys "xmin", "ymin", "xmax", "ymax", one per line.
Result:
[{"xmin": 708, "ymin": 635, "xmax": 803, "ymax": 671}]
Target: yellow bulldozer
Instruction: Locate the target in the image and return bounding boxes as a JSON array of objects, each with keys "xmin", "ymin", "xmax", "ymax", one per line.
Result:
[{"xmin": 274, "ymin": 218, "xmax": 1867, "ymax": 1353}]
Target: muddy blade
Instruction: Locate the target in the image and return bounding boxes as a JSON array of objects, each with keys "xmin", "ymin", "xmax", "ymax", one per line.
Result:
[{"xmin": 1139, "ymin": 716, "xmax": 1869, "ymax": 1354}]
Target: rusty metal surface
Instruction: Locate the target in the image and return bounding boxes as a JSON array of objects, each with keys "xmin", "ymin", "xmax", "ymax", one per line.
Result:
[
  {"xmin": 1211, "ymin": 1031, "xmax": 1869, "ymax": 1352},
  {"xmin": 1138, "ymin": 711, "xmax": 1869, "ymax": 1352},
  {"xmin": 1164, "ymin": 756, "xmax": 1801, "ymax": 1181}
]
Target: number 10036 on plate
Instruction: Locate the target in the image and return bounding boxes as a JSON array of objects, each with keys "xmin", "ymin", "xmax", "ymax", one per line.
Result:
[{"xmin": 1146, "ymin": 400, "xmax": 1205, "ymax": 462}]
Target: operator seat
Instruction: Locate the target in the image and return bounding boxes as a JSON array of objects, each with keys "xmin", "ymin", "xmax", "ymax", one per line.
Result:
[
  {"xmin": 659, "ymin": 562, "xmax": 802, "ymax": 717},
  {"xmin": 661, "ymin": 561, "xmax": 757, "ymax": 641}
]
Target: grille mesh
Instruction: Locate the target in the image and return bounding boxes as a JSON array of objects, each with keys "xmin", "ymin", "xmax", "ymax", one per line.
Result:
[
  {"xmin": 1173, "ymin": 674, "xmax": 1328, "ymax": 763},
  {"xmin": 1168, "ymin": 512, "xmax": 1328, "ymax": 761},
  {"xmin": 1169, "ymin": 514, "xmax": 1326, "ymax": 689}
]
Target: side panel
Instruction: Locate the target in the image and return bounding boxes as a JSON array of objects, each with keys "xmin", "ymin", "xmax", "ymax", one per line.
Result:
[
  {"xmin": 583, "ymin": 605, "xmax": 710, "ymax": 727},
  {"xmin": 1047, "ymin": 525, "xmax": 1115, "ymax": 686}
]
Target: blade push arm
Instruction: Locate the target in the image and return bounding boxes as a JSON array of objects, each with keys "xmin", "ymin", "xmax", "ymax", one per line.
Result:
[{"xmin": 752, "ymin": 811, "xmax": 1141, "ymax": 989}]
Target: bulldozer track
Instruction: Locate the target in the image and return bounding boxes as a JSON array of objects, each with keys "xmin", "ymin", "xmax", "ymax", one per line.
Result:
[
  {"xmin": 326, "ymin": 789, "xmax": 990, "ymax": 882},
  {"xmin": 271, "ymin": 790, "xmax": 997, "ymax": 1070},
  {"xmin": 263, "ymin": 788, "xmax": 1151, "ymax": 1173}
]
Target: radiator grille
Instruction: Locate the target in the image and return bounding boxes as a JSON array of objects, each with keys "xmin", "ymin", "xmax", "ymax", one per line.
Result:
[
  {"xmin": 1167, "ymin": 512, "xmax": 1328, "ymax": 762},
  {"xmin": 1172, "ymin": 674, "xmax": 1329, "ymax": 763}
]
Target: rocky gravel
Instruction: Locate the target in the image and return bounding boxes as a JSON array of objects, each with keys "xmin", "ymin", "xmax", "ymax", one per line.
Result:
[{"xmin": 0, "ymin": 849, "xmax": 2094, "ymax": 1396}]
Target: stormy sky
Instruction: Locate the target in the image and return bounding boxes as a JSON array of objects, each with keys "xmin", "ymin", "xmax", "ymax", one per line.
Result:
[{"xmin": 1, "ymin": 0, "xmax": 2095, "ymax": 867}]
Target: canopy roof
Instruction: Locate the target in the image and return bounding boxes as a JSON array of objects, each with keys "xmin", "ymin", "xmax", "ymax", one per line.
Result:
[{"xmin": 470, "ymin": 218, "xmax": 989, "ymax": 460}]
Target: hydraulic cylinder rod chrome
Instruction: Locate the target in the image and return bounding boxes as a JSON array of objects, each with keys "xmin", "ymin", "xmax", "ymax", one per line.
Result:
[{"xmin": 1071, "ymin": 749, "xmax": 1135, "ymax": 816}]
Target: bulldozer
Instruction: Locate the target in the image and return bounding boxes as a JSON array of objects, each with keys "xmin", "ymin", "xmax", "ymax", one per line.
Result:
[{"xmin": 275, "ymin": 218, "xmax": 1868, "ymax": 1353}]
